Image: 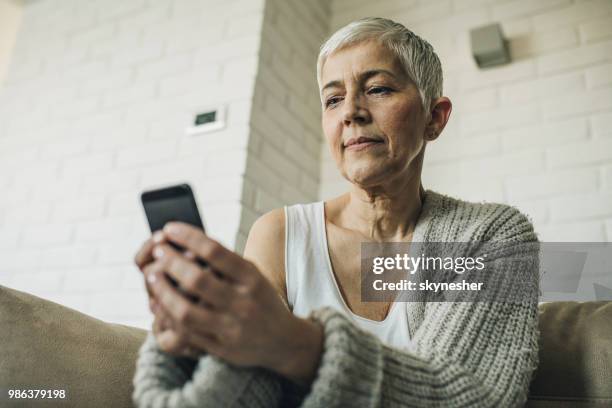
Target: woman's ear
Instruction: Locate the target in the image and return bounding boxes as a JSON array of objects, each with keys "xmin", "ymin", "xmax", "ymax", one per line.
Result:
[
  {"xmin": 423, "ymin": 128, "xmax": 437, "ymax": 141},
  {"xmin": 425, "ymin": 97, "xmax": 452, "ymax": 140}
]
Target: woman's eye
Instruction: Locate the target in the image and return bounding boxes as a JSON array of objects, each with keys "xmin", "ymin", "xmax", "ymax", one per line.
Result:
[
  {"xmin": 325, "ymin": 97, "xmax": 342, "ymax": 108},
  {"xmin": 368, "ymin": 86, "xmax": 391, "ymax": 95},
  {"xmin": 324, "ymin": 88, "xmax": 391, "ymax": 108}
]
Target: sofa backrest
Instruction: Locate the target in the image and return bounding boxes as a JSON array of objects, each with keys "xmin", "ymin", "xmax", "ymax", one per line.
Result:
[
  {"xmin": 0, "ymin": 285, "xmax": 146, "ymax": 408},
  {"xmin": 527, "ymin": 301, "xmax": 612, "ymax": 407}
]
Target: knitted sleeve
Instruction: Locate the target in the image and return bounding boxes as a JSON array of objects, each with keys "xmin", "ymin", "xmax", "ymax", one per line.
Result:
[
  {"xmin": 132, "ymin": 332, "xmax": 284, "ymax": 408},
  {"xmin": 296, "ymin": 210, "xmax": 541, "ymax": 407}
]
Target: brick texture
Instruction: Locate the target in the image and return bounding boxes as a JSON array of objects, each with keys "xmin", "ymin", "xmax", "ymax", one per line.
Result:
[
  {"xmin": 0, "ymin": 0, "xmax": 273, "ymax": 326},
  {"xmin": 237, "ymin": 0, "xmax": 329, "ymax": 252}
]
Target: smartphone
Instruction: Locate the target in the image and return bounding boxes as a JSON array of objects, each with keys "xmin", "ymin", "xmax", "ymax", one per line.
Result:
[
  {"xmin": 141, "ymin": 183, "xmax": 205, "ymax": 239},
  {"xmin": 140, "ymin": 183, "xmax": 206, "ymax": 301}
]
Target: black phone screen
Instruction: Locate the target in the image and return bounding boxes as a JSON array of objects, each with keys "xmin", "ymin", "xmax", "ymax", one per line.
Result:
[
  {"xmin": 143, "ymin": 194, "xmax": 203, "ymax": 233},
  {"xmin": 141, "ymin": 183, "xmax": 205, "ymax": 234}
]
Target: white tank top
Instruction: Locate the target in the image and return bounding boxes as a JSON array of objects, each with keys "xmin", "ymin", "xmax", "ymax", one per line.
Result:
[{"xmin": 284, "ymin": 201, "xmax": 412, "ymax": 350}]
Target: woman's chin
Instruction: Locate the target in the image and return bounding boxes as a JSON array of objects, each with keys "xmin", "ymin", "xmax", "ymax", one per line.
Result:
[{"xmin": 342, "ymin": 165, "xmax": 387, "ymax": 188}]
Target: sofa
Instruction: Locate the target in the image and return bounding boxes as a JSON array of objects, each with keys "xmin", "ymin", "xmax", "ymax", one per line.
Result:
[{"xmin": 0, "ymin": 285, "xmax": 610, "ymax": 407}]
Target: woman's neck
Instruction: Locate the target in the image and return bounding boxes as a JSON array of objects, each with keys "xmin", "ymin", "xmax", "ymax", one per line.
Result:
[{"xmin": 341, "ymin": 180, "xmax": 425, "ymax": 242}]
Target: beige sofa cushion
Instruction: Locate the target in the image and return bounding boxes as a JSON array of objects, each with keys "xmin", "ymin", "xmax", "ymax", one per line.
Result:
[
  {"xmin": 527, "ymin": 301, "xmax": 612, "ymax": 407},
  {"xmin": 0, "ymin": 285, "xmax": 146, "ymax": 407}
]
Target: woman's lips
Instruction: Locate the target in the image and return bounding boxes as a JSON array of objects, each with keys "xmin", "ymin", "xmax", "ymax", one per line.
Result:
[{"xmin": 345, "ymin": 140, "xmax": 384, "ymax": 151}]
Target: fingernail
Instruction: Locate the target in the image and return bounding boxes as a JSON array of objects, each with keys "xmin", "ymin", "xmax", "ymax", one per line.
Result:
[
  {"xmin": 147, "ymin": 273, "xmax": 157, "ymax": 285},
  {"xmin": 153, "ymin": 231, "xmax": 164, "ymax": 243},
  {"xmin": 153, "ymin": 246, "xmax": 164, "ymax": 258},
  {"xmin": 164, "ymin": 223, "xmax": 180, "ymax": 236}
]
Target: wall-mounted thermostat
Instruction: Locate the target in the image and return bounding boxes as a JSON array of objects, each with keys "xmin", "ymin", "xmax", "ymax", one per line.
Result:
[{"xmin": 185, "ymin": 105, "xmax": 226, "ymax": 136}]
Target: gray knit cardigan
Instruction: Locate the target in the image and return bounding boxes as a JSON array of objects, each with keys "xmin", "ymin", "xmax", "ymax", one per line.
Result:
[{"xmin": 133, "ymin": 189, "xmax": 541, "ymax": 407}]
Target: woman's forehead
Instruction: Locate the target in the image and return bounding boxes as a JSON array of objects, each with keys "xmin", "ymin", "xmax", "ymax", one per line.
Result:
[{"xmin": 321, "ymin": 41, "xmax": 406, "ymax": 85}]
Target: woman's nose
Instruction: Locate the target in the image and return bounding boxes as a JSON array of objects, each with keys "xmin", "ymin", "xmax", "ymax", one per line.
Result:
[{"xmin": 342, "ymin": 94, "xmax": 369, "ymax": 125}]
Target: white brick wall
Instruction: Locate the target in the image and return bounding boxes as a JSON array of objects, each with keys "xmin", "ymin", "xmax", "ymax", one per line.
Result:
[
  {"xmin": 0, "ymin": 0, "xmax": 270, "ymax": 327},
  {"xmin": 236, "ymin": 0, "xmax": 329, "ymax": 252},
  {"xmin": 320, "ymin": 0, "xmax": 612, "ymax": 242},
  {"xmin": 2, "ymin": 0, "xmax": 609, "ymax": 327}
]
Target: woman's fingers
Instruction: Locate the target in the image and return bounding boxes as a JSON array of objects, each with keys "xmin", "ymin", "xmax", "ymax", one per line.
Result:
[
  {"xmin": 134, "ymin": 231, "xmax": 166, "ymax": 271},
  {"xmin": 147, "ymin": 258, "xmax": 235, "ymax": 356},
  {"xmin": 152, "ymin": 308, "xmax": 169, "ymax": 335},
  {"xmin": 153, "ymin": 295, "xmax": 219, "ymax": 358},
  {"xmin": 134, "ymin": 238, "xmax": 155, "ymax": 271},
  {"xmin": 148, "ymin": 266, "xmax": 220, "ymax": 337},
  {"xmin": 136, "ymin": 232, "xmax": 168, "ymax": 308},
  {"xmin": 162, "ymin": 222, "xmax": 249, "ymax": 283},
  {"xmin": 152, "ymin": 243, "xmax": 201, "ymax": 286},
  {"xmin": 151, "ymin": 303, "xmax": 187, "ymax": 355},
  {"xmin": 142, "ymin": 263, "xmax": 158, "ymax": 304},
  {"xmin": 152, "ymin": 243, "xmax": 234, "ymax": 309},
  {"xmin": 157, "ymin": 327, "xmax": 187, "ymax": 355}
]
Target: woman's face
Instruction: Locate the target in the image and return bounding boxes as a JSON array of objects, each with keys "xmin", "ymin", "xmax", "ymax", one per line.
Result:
[{"xmin": 320, "ymin": 40, "xmax": 429, "ymax": 189}]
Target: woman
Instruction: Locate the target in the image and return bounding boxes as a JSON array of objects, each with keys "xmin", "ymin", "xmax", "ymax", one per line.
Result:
[{"xmin": 133, "ymin": 17, "xmax": 540, "ymax": 407}]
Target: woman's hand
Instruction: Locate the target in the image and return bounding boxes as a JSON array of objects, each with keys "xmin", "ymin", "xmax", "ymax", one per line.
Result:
[
  {"xmin": 135, "ymin": 232, "xmax": 198, "ymax": 357},
  {"xmin": 134, "ymin": 233, "xmax": 163, "ymax": 313},
  {"xmin": 144, "ymin": 221, "xmax": 324, "ymax": 385}
]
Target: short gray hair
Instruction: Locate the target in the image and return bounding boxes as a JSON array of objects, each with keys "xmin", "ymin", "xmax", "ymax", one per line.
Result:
[{"xmin": 317, "ymin": 17, "xmax": 443, "ymax": 112}]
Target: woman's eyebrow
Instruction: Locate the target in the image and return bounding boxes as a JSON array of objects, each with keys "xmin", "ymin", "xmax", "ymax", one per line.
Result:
[{"xmin": 321, "ymin": 69, "xmax": 398, "ymax": 93}]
